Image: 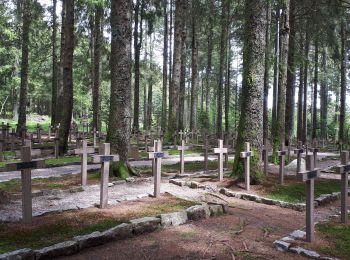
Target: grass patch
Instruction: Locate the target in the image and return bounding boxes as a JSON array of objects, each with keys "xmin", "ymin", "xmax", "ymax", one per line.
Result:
[
  {"xmin": 180, "ymin": 230, "xmax": 198, "ymax": 241},
  {"xmin": 0, "ymin": 196, "xmax": 196, "ymax": 253},
  {"xmin": 266, "ymin": 180, "xmax": 341, "ymax": 203},
  {"xmin": 317, "ymin": 221, "xmax": 350, "ymax": 259},
  {"xmin": 45, "ymin": 156, "xmax": 89, "ymax": 166}
]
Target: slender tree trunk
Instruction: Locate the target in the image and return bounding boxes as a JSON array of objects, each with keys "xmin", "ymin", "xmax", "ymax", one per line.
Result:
[
  {"xmin": 108, "ymin": 0, "xmax": 132, "ymax": 162},
  {"xmin": 225, "ymin": 29, "xmax": 232, "ymax": 134},
  {"xmin": 168, "ymin": 0, "xmax": 173, "ymax": 106},
  {"xmin": 312, "ymin": 37, "xmax": 319, "ymax": 140},
  {"xmin": 273, "ymin": 0, "xmax": 289, "ymax": 154},
  {"xmin": 205, "ymin": 0, "xmax": 214, "ymax": 121},
  {"xmin": 132, "ymin": 0, "xmax": 141, "ymax": 133},
  {"xmin": 17, "ymin": 0, "xmax": 30, "ymax": 136},
  {"xmin": 178, "ymin": 23, "xmax": 186, "ymax": 131},
  {"xmin": 168, "ymin": 0, "xmax": 183, "ymax": 136},
  {"xmin": 190, "ymin": 0, "xmax": 198, "ymax": 131},
  {"xmin": 302, "ymin": 29, "xmax": 310, "ymax": 144},
  {"xmin": 143, "ymin": 30, "xmax": 148, "ymax": 129},
  {"xmin": 58, "ymin": 0, "xmax": 75, "ymax": 154},
  {"xmin": 161, "ymin": 0, "xmax": 168, "ymax": 131},
  {"xmin": 233, "ymin": 0, "xmax": 266, "ymax": 175},
  {"xmin": 217, "ymin": 0, "xmax": 229, "ymax": 138},
  {"xmin": 51, "ymin": 0, "xmax": 58, "ymax": 126},
  {"xmin": 147, "ymin": 36, "xmax": 154, "ymax": 130},
  {"xmin": 263, "ymin": 2, "xmax": 271, "ymax": 141},
  {"xmin": 285, "ymin": 0, "xmax": 296, "ymax": 144},
  {"xmin": 297, "ymin": 32, "xmax": 304, "ymax": 142},
  {"xmin": 92, "ymin": 4, "xmax": 103, "ymax": 131},
  {"xmin": 339, "ymin": 19, "xmax": 346, "ymax": 142},
  {"xmin": 89, "ymin": 12, "xmax": 94, "ymax": 123},
  {"xmin": 320, "ymin": 46, "xmax": 327, "ymax": 140}
]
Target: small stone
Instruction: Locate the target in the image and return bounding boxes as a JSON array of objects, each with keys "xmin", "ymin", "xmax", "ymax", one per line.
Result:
[
  {"xmin": 113, "ymin": 180, "xmax": 126, "ymax": 185},
  {"xmin": 289, "ymin": 246, "xmax": 304, "ymax": 254},
  {"xmin": 186, "ymin": 204, "xmax": 210, "ymax": 221},
  {"xmin": 74, "ymin": 231, "xmax": 107, "ymax": 250},
  {"xmin": 281, "ymin": 236, "xmax": 294, "ymax": 242},
  {"xmin": 273, "ymin": 240, "xmax": 290, "ymax": 251},
  {"xmin": 261, "ymin": 198, "xmax": 276, "ymax": 205},
  {"xmin": 101, "ymin": 223, "xmax": 133, "ymax": 240},
  {"xmin": 35, "ymin": 241, "xmax": 78, "ymax": 260},
  {"xmin": 169, "ymin": 179, "xmax": 185, "ymax": 186},
  {"xmin": 108, "ymin": 183, "xmax": 114, "ymax": 187},
  {"xmin": 209, "ymin": 204, "xmax": 224, "ymax": 216},
  {"xmin": 130, "ymin": 217, "xmax": 161, "ymax": 235},
  {"xmin": 190, "ymin": 181, "xmax": 201, "ymax": 189},
  {"xmin": 69, "ymin": 187, "xmax": 84, "ymax": 193},
  {"xmin": 160, "ymin": 211, "xmax": 188, "ymax": 227},
  {"xmin": 126, "ymin": 177, "xmax": 135, "ymax": 183},
  {"xmin": 289, "ymin": 230, "xmax": 306, "ymax": 239},
  {"xmin": 219, "ymin": 188, "xmax": 228, "ymax": 195},
  {"xmin": 299, "ymin": 248, "xmax": 320, "ymax": 258}
]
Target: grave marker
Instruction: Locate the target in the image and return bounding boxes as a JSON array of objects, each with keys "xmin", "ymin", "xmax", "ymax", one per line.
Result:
[
  {"xmin": 336, "ymin": 151, "xmax": 350, "ymax": 224},
  {"xmin": 92, "ymin": 128, "xmax": 98, "ymax": 148},
  {"xmin": 309, "ymin": 140, "xmax": 319, "ymax": 168},
  {"xmin": 177, "ymin": 140, "xmax": 189, "ymax": 174},
  {"xmin": 179, "ymin": 130, "xmax": 184, "ymax": 141},
  {"xmin": 5, "ymin": 146, "xmax": 45, "ymax": 223},
  {"xmin": 92, "ymin": 143, "xmax": 119, "ymax": 208},
  {"xmin": 74, "ymin": 140, "xmax": 95, "ymax": 186},
  {"xmin": 148, "ymin": 140, "xmax": 167, "ymax": 198},
  {"xmin": 214, "ymin": 139, "xmax": 228, "ymax": 182},
  {"xmin": 240, "ymin": 142, "xmax": 253, "ymax": 191},
  {"xmin": 294, "ymin": 141, "xmax": 304, "ymax": 174},
  {"xmin": 277, "ymin": 144, "xmax": 287, "ymax": 185},
  {"xmin": 298, "ymin": 154, "xmax": 320, "ymax": 242}
]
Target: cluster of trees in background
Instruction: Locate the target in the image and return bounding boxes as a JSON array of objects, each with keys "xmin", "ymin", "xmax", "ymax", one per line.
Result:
[{"xmin": 0, "ymin": 0, "xmax": 349, "ymax": 174}]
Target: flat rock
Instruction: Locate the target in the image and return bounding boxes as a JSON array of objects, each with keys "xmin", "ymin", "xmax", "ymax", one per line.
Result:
[
  {"xmin": 160, "ymin": 211, "xmax": 188, "ymax": 227},
  {"xmin": 0, "ymin": 248, "xmax": 34, "ymax": 260},
  {"xmin": 186, "ymin": 204, "xmax": 210, "ymax": 221},
  {"xmin": 101, "ymin": 223, "xmax": 133, "ymax": 240},
  {"xmin": 209, "ymin": 204, "xmax": 224, "ymax": 216},
  {"xmin": 74, "ymin": 231, "xmax": 108, "ymax": 250},
  {"xmin": 285, "ymin": 158, "xmax": 306, "ymax": 172},
  {"xmin": 35, "ymin": 241, "xmax": 78, "ymax": 260},
  {"xmin": 273, "ymin": 240, "xmax": 290, "ymax": 252},
  {"xmin": 289, "ymin": 230, "xmax": 306, "ymax": 240},
  {"xmin": 130, "ymin": 216, "xmax": 161, "ymax": 235}
]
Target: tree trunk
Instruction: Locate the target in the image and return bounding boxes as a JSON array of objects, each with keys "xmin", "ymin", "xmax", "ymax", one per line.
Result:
[
  {"xmin": 51, "ymin": 0, "xmax": 58, "ymax": 126},
  {"xmin": 146, "ymin": 35, "xmax": 154, "ymax": 129},
  {"xmin": 132, "ymin": 0, "xmax": 141, "ymax": 133},
  {"xmin": 168, "ymin": 0, "xmax": 183, "ymax": 136},
  {"xmin": 108, "ymin": 0, "xmax": 132, "ymax": 162},
  {"xmin": 312, "ymin": 36, "xmax": 319, "ymax": 140},
  {"xmin": 190, "ymin": 0, "xmax": 198, "ymax": 131},
  {"xmin": 233, "ymin": 0, "xmax": 266, "ymax": 178},
  {"xmin": 339, "ymin": 19, "xmax": 346, "ymax": 142},
  {"xmin": 285, "ymin": 0, "xmax": 296, "ymax": 144},
  {"xmin": 58, "ymin": 0, "xmax": 75, "ymax": 154},
  {"xmin": 168, "ymin": 0, "xmax": 173, "ymax": 110},
  {"xmin": 320, "ymin": 46, "xmax": 327, "ymax": 140},
  {"xmin": 273, "ymin": 0, "xmax": 289, "ymax": 154},
  {"xmin": 205, "ymin": 0, "xmax": 214, "ymax": 121},
  {"xmin": 161, "ymin": 0, "xmax": 168, "ymax": 131},
  {"xmin": 263, "ymin": 2, "xmax": 271, "ymax": 141},
  {"xmin": 92, "ymin": 4, "xmax": 103, "ymax": 131},
  {"xmin": 178, "ymin": 22, "xmax": 186, "ymax": 131},
  {"xmin": 17, "ymin": 0, "xmax": 30, "ymax": 136},
  {"xmin": 302, "ymin": 29, "xmax": 310, "ymax": 144},
  {"xmin": 225, "ymin": 35, "xmax": 231, "ymax": 134},
  {"xmin": 297, "ymin": 32, "xmax": 304, "ymax": 142},
  {"xmin": 217, "ymin": 0, "xmax": 229, "ymax": 139}
]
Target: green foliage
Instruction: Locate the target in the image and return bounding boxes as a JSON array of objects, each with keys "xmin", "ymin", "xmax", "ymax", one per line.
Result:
[{"xmin": 110, "ymin": 161, "xmax": 129, "ymax": 179}]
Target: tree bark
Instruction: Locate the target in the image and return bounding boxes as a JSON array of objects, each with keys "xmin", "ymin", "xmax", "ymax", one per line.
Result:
[
  {"xmin": 312, "ymin": 36, "xmax": 319, "ymax": 140},
  {"xmin": 178, "ymin": 20, "xmax": 187, "ymax": 131},
  {"xmin": 190, "ymin": 0, "xmax": 198, "ymax": 131},
  {"xmin": 302, "ymin": 28, "xmax": 310, "ymax": 144},
  {"xmin": 320, "ymin": 46, "xmax": 327, "ymax": 140},
  {"xmin": 161, "ymin": 0, "xmax": 168, "ymax": 131},
  {"xmin": 225, "ymin": 34, "xmax": 231, "ymax": 134},
  {"xmin": 17, "ymin": 0, "xmax": 30, "ymax": 136},
  {"xmin": 108, "ymin": 0, "xmax": 132, "ymax": 162},
  {"xmin": 146, "ymin": 35, "xmax": 154, "ymax": 130},
  {"xmin": 263, "ymin": 2, "xmax": 271, "ymax": 141},
  {"xmin": 339, "ymin": 19, "xmax": 346, "ymax": 142},
  {"xmin": 205, "ymin": 0, "xmax": 214, "ymax": 121},
  {"xmin": 297, "ymin": 32, "xmax": 304, "ymax": 142},
  {"xmin": 51, "ymin": 0, "xmax": 58, "ymax": 126}
]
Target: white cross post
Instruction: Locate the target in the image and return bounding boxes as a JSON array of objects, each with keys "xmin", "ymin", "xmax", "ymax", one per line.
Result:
[
  {"xmin": 5, "ymin": 146, "xmax": 45, "ymax": 223},
  {"xmin": 294, "ymin": 141, "xmax": 304, "ymax": 174},
  {"xmin": 298, "ymin": 154, "xmax": 320, "ymax": 242},
  {"xmin": 277, "ymin": 143, "xmax": 287, "ymax": 185},
  {"xmin": 148, "ymin": 140, "xmax": 167, "ymax": 198},
  {"xmin": 92, "ymin": 143, "xmax": 119, "ymax": 208},
  {"xmin": 74, "ymin": 140, "xmax": 95, "ymax": 186},
  {"xmin": 177, "ymin": 140, "xmax": 189, "ymax": 174},
  {"xmin": 214, "ymin": 139, "xmax": 228, "ymax": 182},
  {"xmin": 336, "ymin": 151, "xmax": 350, "ymax": 224},
  {"xmin": 240, "ymin": 142, "xmax": 253, "ymax": 191}
]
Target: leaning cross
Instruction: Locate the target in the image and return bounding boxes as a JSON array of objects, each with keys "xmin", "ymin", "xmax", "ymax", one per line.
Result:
[
  {"xmin": 298, "ymin": 154, "xmax": 320, "ymax": 242},
  {"xmin": 92, "ymin": 143, "xmax": 119, "ymax": 208},
  {"xmin": 214, "ymin": 140, "xmax": 228, "ymax": 182},
  {"xmin": 5, "ymin": 146, "xmax": 45, "ymax": 223},
  {"xmin": 240, "ymin": 142, "xmax": 253, "ymax": 191},
  {"xmin": 336, "ymin": 151, "xmax": 350, "ymax": 224},
  {"xmin": 294, "ymin": 141, "xmax": 304, "ymax": 174},
  {"xmin": 74, "ymin": 140, "xmax": 95, "ymax": 186},
  {"xmin": 148, "ymin": 140, "xmax": 167, "ymax": 198},
  {"xmin": 277, "ymin": 144, "xmax": 287, "ymax": 185},
  {"xmin": 177, "ymin": 140, "xmax": 189, "ymax": 174}
]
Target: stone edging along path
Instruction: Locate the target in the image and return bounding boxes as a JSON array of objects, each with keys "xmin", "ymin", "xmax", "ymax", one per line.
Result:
[{"xmin": 0, "ymin": 203, "xmax": 225, "ymax": 260}]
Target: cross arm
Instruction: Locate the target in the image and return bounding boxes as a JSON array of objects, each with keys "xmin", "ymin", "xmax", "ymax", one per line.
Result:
[
  {"xmin": 297, "ymin": 169, "xmax": 320, "ymax": 182},
  {"xmin": 5, "ymin": 160, "xmax": 45, "ymax": 171}
]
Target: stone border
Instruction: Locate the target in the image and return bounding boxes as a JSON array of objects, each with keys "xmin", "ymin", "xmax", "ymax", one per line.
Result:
[
  {"xmin": 170, "ymin": 179, "xmax": 350, "ymax": 212},
  {"xmin": 0, "ymin": 203, "xmax": 225, "ymax": 260}
]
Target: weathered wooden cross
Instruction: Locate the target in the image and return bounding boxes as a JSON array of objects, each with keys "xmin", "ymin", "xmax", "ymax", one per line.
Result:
[
  {"xmin": 5, "ymin": 146, "xmax": 45, "ymax": 223},
  {"xmin": 277, "ymin": 143, "xmax": 287, "ymax": 185},
  {"xmin": 240, "ymin": 142, "xmax": 253, "ymax": 191},
  {"xmin": 298, "ymin": 154, "xmax": 320, "ymax": 242},
  {"xmin": 214, "ymin": 139, "xmax": 228, "ymax": 182},
  {"xmin": 177, "ymin": 140, "xmax": 189, "ymax": 174},
  {"xmin": 336, "ymin": 151, "xmax": 350, "ymax": 224},
  {"xmin": 293, "ymin": 141, "xmax": 304, "ymax": 174},
  {"xmin": 74, "ymin": 140, "xmax": 95, "ymax": 186},
  {"xmin": 92, "ymin": 143, "xmax": 119, "ymax": 208},
  {"xmin": 148, "ymin": 140, "xmax": 167, "ymax": 198}
]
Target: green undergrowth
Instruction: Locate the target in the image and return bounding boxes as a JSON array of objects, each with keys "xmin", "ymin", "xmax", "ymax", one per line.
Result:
[
  {"xmin": 0, "ymin": 196, "xmax": 196, "ymax": 253},
  {"xmin": 266, "ymin": 180, "xmax": 341, "ymax": 203},
  {"xmin": 317, "ymin": 220, "xmax": 350, "ymax": 259},
  {"xmin": 110, "ymin": 161, "xmax": 129, "ymax": 179}
]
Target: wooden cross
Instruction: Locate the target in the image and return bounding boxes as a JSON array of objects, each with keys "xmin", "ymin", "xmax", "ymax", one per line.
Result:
[
  {"xmin": 277, "ymin": 143, "xmax": 287, "ymax": 185},
  {"xmin": 336, "ymin": 151, "xmax": 350, "ymax": 224},
  {"xmin": 309, "ymin": 140, "xmax": 319, "ymax": 168},
  {"xmin": 92, "ymin": 143, "xmax": 119, "ymax": 208},
  {"xmin": 293, "ymin": 141, "xmax": 304, "ymax": 174},
  {"xmin": 214, "ymin": 139, "xmax": 228, "ymax": 182},
  {"xmin": 297, "ymin": 154, "xmax": 320, "ymax": 242},
  {"xmin": 148, "ymin": 140, "xmax": 167, "ymax": 198},
  {"xmin": 262, "ymin": 142, "xmax": 272, "ymax": 176},
  {"xmin": 240, "ymin": 142, "xmax": 253, "ymax": 191},
  {"xmin": 5, "ymin": 146, "xmax": 45, "ymax": 223},
  {"xmin": 177, "ymin": 140, "xmax": 189, "ymax": 174},
  {"xmin": 74, "ymin": 140, "xmax": 95, "ymax": 186}
]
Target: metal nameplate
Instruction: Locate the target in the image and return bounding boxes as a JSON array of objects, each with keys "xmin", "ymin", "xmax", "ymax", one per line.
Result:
[
  {"xmin": 100, "ymin": 155, "xmax": 115, "ymax": 162},
  {"xmin": 343, "ymin": 164, "xmax": 350, "ymax": 173},
  {"xmin": 240, "ymin": 151, "xmax": 252, "ymax": 158},
  {"xmin": 298, "ymin": 169, "xmax": 319, "ymax": 181}
]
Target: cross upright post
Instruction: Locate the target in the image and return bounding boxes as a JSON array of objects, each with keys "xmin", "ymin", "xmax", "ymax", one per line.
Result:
[
  {"xmin": 148, "ymin": 140, "xmax": 167, "ymax": 198},
  {"xmin": 74, "ymin": 140, "xmax": 95, "ymax": 186},
  {"xmin": 298, "ymin": 154, "xmax": 320, "ymax": 242},
  {"xmin": 177, "ymin": 140, "xmax": 189, "ymax": 174},
  {"xmin": 214, "ymin": 139, "xmax": 228, "ymax": 182},
  {"xmin": 294, "ymin": 141, "xmax": 304, "ymax": 174},
  {"xmin": 336, "ymin": 151, "xmax": 350, "ymax": 224},
  {"xmin": 277, "ymin": 143, "xmax": 287, "ymax": 185},
  {"xmin": 309, "ymin": 140, "xmax": 319, "ymax": 168},
  {"xmin": 240, "ymin": 142, "xmax": 253, "ymax": 191}
]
